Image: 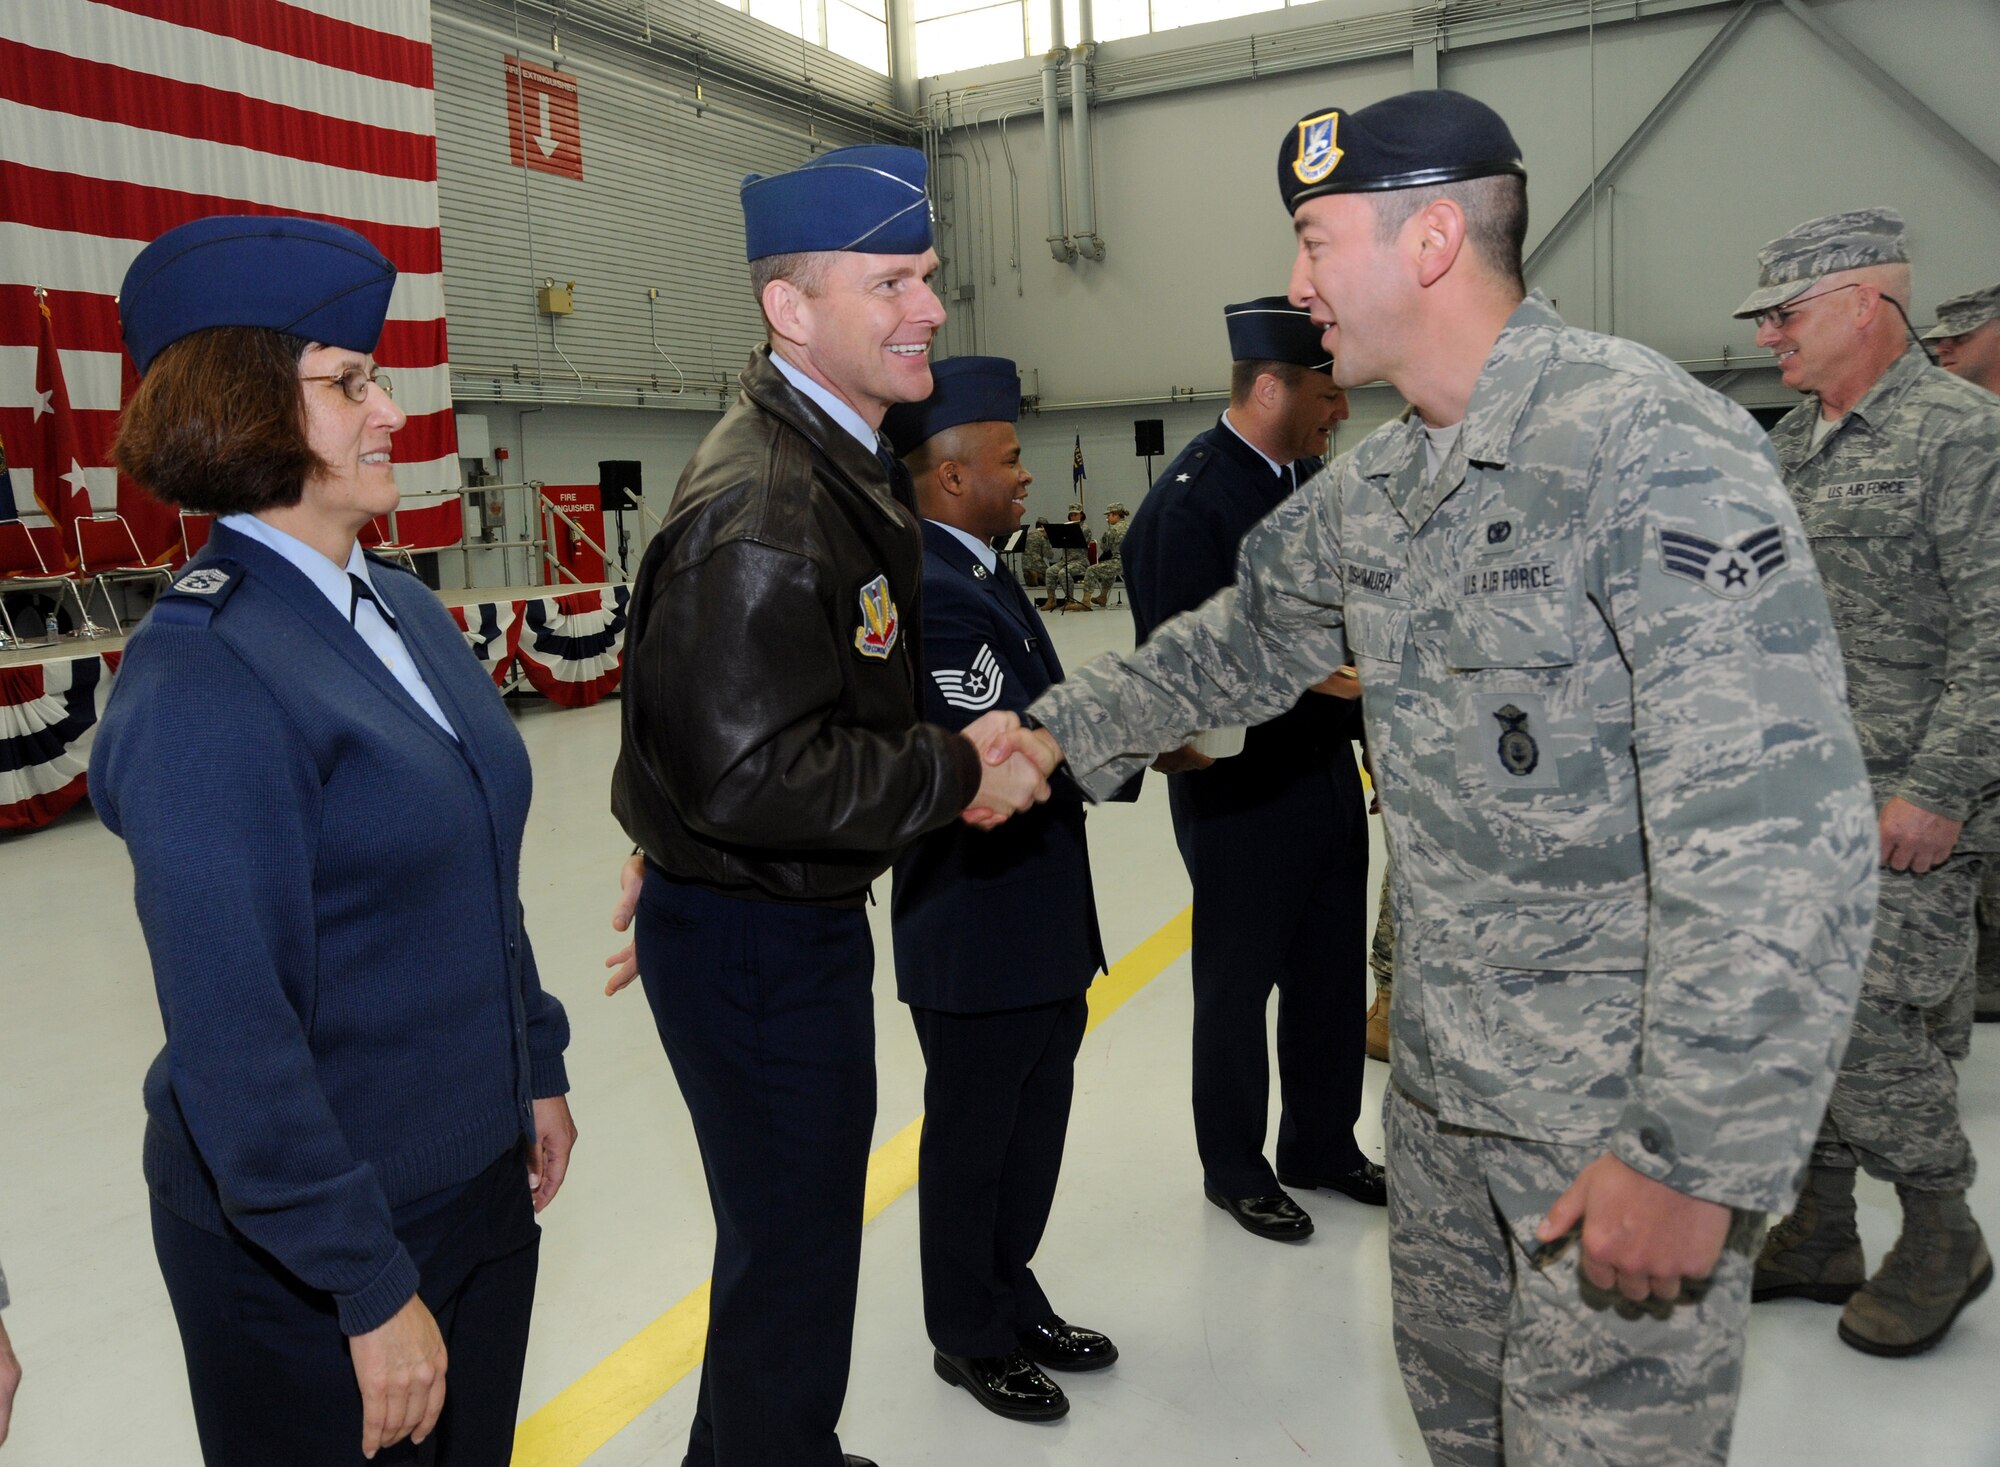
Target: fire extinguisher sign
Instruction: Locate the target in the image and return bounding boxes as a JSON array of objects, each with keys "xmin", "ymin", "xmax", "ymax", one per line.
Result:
[{"xmin": 505, "ymin": 56, "xmax": 583, "ymax": 181}]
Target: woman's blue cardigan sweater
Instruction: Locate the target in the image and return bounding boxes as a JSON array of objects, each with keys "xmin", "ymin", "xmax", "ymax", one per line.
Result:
[{"xmin": 92, "ymin": 523, "xmax": 570, "ymax": 1334}]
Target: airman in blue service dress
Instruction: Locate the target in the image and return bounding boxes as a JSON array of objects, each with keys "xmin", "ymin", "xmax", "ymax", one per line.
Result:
[
  {"xmin": 884, "ymin": 357, "xmax": 1121, "ymax": 1425},
  {"xmin": 1122, "ymin": 298, "xmax": 1380, "ymax": 1241},
  {"xmin": 93, "ymin": 215, "xmax": 572, "ymax": 1466}
]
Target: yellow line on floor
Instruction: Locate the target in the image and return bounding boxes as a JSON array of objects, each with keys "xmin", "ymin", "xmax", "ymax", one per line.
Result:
[{"xmin": 510, "ymin": 904, "xmax": 1193, "ymax": 1467}]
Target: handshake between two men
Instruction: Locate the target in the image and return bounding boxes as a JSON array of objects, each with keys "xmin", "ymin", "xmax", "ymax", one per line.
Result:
[{"xmin": 957, "ymin": 710, "xmax": 1066, "ymax": 830}]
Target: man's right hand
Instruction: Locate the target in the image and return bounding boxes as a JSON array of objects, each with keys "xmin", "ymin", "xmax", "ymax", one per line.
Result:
[
  {"xmin": 350, "ymin": 1295, "xmax": 447, "ymax": 1460},
  {"xmin": 1151, "ymin": 744, "xmax": 1215, "ymax": 775},
  {"xmin": 0, "ymin": 1313, "xmax": 19, "ymax": 1447},
  {"xmin": 604, "ymin": 853, "xmax": 644, "ymax": 996}
]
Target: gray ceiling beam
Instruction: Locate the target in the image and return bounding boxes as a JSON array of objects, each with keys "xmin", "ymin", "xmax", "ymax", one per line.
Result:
[
  {"xmin": 1778, "ymin": 0, "xmax": 2000, "ymax": 197},
  {"xmin": 1524, "ymin": 0, "xmax": 1766, "ymax": 278}
]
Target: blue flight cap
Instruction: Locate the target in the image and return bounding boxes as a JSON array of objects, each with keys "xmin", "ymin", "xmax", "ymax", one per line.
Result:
[
  {"xmin": 741, "ymin": 145, "xmax": 934, "ymax": 261},
  {"xmin": 882, "ymin": 356, "xmax": 1021, "ymax": 457},
  {"xmin": 119, "ymin": 215, "xmax": 397, "ymax": 375},
  {"xmin": 1277, "ymin": 90, "xmax": 1525, "ymax": 215},
  {"xmin": 1224, "ymin": 297, "xmax": 1332, "ymax": 370}
]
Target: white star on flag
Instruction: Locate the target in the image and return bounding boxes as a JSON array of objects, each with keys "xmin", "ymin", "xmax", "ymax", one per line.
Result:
[
  {"xmin": 31, "ymin": 389, "xmax": 52, "ymax": 421},
  {"xmin": 61, "ymin": 459, "xmax": 91, "ymax": 504}
]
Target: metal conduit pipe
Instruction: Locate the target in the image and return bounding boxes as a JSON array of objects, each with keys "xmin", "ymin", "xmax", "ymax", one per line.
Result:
[
  {"xmin": 1068, "ymin": 0, "xmax": 1105, "ymax": 260},
  {"xmin": 1041, "ymin": 0, "xmax": 1073, "ymax": 261}
]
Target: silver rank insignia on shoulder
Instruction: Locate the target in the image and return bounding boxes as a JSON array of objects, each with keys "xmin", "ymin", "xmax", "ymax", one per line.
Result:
[
  {"xmin": 1493, "ymin": 703, "xmax": 1539, "ymax": 776},
  {"xmin": 172, "ymin": 567, "xmax": 231, "ymax": 596},
  {"xmin": 1656, "ymin": 525, "xmax": 1788, "ymax": 600}
]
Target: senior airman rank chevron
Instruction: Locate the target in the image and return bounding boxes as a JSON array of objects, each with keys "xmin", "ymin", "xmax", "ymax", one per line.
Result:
[
  {"xmin": 1656, "ymin": 524, "xmax": 1788, "ymax": 599},
  {"xmin": 932, "ymin": 644, "xmax": 1003, "ymax": 711}
]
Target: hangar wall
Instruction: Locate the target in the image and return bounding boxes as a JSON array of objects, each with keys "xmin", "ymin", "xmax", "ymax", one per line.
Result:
[{"xmin": 426, "ymin": 0, "xmax": 2000, "ymax": 531}]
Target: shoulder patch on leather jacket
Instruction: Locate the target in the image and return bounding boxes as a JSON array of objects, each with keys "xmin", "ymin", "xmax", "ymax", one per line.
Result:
[{"xmin": 854, "ymin": 573, "xmax": 901, "ymax": 659}]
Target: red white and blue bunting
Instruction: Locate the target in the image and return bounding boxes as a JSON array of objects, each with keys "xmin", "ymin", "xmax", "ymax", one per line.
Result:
[
  {"xmin": 515, "ymin": 587, "xmax": 631, "ymax": 708},
  {"xmin": 0, "ymin": 650, "xmax": 119, "ymax": 833}
]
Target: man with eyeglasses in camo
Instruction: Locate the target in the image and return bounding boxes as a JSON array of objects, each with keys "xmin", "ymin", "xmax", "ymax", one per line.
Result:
[{"xmin": 1737, "ymin": 208, "xmax": 2000, "ymax": 1358}]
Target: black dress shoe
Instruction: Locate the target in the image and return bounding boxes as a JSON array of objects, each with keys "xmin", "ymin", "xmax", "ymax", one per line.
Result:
[
  {"xmin": 1277, "ymin": 1159, "xmax": 1388, "ymax": 1207},
  {"xmin": 933, "ymin": 1349, "xmax": 1069, "ymax": 1421},
  {"xmin": 843, "ymin": 1458, "xmax": 878, "ymax": 1466},
  {"xmin": 1204, "ymin": 1185, "xmax": 1315, "ymax": 1241},
  {"xmin": 1017, "ymin": 1315, "xmax": 1118, "ymax": 1371}
]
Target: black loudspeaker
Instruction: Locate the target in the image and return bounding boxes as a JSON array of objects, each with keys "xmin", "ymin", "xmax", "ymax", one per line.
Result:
[
  {"xmin": 1134, "ymin": 419, "xmax": 1165, "ymax": 457},
  {"xmin": 599, "ymin": 459, "xmax": 642, "ymax": 512}
]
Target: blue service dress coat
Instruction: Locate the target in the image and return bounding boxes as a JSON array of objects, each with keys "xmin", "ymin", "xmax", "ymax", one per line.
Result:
[
  {"xmin": 891, "ymin": 521, "xmax": 1107, "ymax": 1011},
  {"xmin": 889, "ymin": 520, "xmax": 1118, "ymax": 1357},
  {"xmin": 1123, "ymin": 420, "xmax": 1372, "ymax": 1197}
]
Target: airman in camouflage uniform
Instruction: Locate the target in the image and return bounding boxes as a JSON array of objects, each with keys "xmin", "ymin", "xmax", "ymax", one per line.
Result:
[
  {"xmin": 1736, "ymin": 213, "xmax": 2000, "ymax": 1357},
  {"xmin": 1924, "ymin": 283, "xmax": 2000, "ymax": 1031},
  {"xmin": 1040, "ymin": 503, "xmax": 1092, "ymax": 611},
  {"xmin": 1022, "ymin": 518, "xmax": 1052, "ymax": 586},
  {"xmin": 1084, "ymin": 502, "xmax": 1128, "ymax": 605},
  {"xmin": 1014, "ymin": 91, "xmax": 1877, "ymax": 1466}
]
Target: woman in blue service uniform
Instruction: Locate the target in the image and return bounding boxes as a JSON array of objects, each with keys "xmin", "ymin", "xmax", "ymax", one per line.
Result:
[{"xmin": 91, "ymin": 215, "xmax": 576, "ymax": 1466}]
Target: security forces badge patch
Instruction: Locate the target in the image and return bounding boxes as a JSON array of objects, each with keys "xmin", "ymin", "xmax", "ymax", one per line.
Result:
[
  {"xmin": 1293, "ymin": 111, "xmax": 1344, "ymax": 186},
  {"xmin": 1493, "ymin": 703, "xmax": 1539, "ymax": 776},
  {"xmin": 854, "ymin": 573, "xmax": 901, "ymax": 659},
  {"xmin": 1656, "ymin": 524, "xmax": 1788, "ymax": 600}
]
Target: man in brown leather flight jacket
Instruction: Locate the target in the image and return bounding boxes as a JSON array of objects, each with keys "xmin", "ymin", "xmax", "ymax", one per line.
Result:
[{"xmin": 609, "ymin": 146, "xmax": 1050, "ymax": 1467}]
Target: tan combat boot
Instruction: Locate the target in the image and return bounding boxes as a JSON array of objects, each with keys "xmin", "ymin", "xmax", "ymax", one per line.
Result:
[
  {"xmin": 1839, "ymin": 1187, "xmax": 1993, "ymax": 1356},
  {"xmin": 1753, "ymin": 1165, "xmax": 1865, "ymax": 1303},
  {"xmin": 1364, "ymin": 993, "xmax": 1390, "ymax": 1063}
]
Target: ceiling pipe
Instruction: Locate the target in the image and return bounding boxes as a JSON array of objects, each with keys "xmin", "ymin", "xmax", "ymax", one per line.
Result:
[
  {"xmin": 1068, "ymin": 0, "xmax": 1105, "ymax": 260},
  {"xmin": 1041, "ymin": 0, "xmax": 1074, "ymax": 261}
]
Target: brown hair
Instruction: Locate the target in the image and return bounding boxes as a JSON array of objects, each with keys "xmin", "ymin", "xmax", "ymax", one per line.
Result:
[
  {"xmin": 1371, "ymin": 174, "xmax": 1529, "ymax": 292},
  {"xmin": 111, "ymin": 327, "xmax": 321, "ymax": 513},
  {"xmin": 1229, "ymin": 358, "xmax": 1321, "ymax": 404}
]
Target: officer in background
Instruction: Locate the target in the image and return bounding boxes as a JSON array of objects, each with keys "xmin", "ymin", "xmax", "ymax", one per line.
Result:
[
  {"xmin": 1082, "ymin": 502, "xmax": 1128, "ymax": 606},
  {"xmin": 1040, "ymin": 504, "xmax": 1092, "ymax": 611},
  {"xmin": 609, "ymin": 147, "xmax": 1050, "ymax": 1467},
  {"xmin": 1022, "ymin": 517, "xmax": 1052, "ymax": 587},
  {"xmin": 1736, "ymin": 215, "xmax": 1999, "ymax": 1357},
  {"xmin": 1925, "ymin": 283, "xmax": 2000, "ymax": 1030},
  {"xmin": 1121, "ymin": 296, "xmax": 1377, "ymax": 1243},
  {"xmin": 884, "ymin": 356, "xmax": 1120, "ymax": 1426},
  {"xmin": 1002, "ymin": 92, "xmax": 1876, "ymax": 1465}
]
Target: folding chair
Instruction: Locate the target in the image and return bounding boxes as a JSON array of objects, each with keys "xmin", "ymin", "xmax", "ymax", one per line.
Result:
[
  {"xmin": 0, "ymin": 519, "xmax": 95, "ymax": 646},
  {"xmin": 360, "ymin": 513, "xmax": 417, "ymax": 572},
  {"xmin": 74, "ymin": 511, "xmax": 172, "ymax": 634},
  {"xmin": 179, "ymin": 510, "xmax": 214, "ymax": 561}
]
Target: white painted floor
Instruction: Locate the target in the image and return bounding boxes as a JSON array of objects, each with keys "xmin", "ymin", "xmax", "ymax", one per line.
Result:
[{"xmin": 2, "ymin": 603, "xmax": 1996, "ymax": 1466}]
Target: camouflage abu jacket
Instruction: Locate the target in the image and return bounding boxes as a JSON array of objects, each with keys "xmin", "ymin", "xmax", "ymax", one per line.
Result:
[
  {"xmin": 1030, "ymin": 293, "xmax": 1878, "ymax": 1212},
  {"xmin": 1770, "ymin": 344, "xmax": 2000, "ymax": 851}
]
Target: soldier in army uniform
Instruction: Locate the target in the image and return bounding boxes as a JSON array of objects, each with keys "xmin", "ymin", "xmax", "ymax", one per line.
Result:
[
  {"xmin": 1083, "ymin": 502, "xmax": 1128, "ymax": 605},
  {"xmin": 994, "ymin": 90, "xmax": 1877, "ymax": 1466},
  {"xmin": 1924, "ymin": 283, "xmax": 2000, "ymax": 1030},
  {"xmin": 1022, "ymin": 517, "xmax": 1052, "ymax": 587},
  {"xmin": 1736, "ymin": 215, "xmax": 2000, "ymax": 1357}
]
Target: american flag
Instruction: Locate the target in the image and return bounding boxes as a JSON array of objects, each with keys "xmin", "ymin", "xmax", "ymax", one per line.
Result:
[{"xmin": 0, "ymin": 0, "xmax": 458, "ymax": 566}]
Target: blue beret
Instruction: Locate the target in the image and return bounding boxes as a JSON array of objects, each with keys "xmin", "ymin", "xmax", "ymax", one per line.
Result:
[
  {"xmin": 1277, "ymin": 90, "xmax": 1524, "ymax": 215},
  {"xmin": 882, "ymin": 355, "xmax": 1020, "ymax": 456},
  {"xmin": 1224, "ymin": 297, "xmax": 1332, "ymax": 369},
  {"xmin": 742, "ymin": 145, "xmax": 933, "ymax": 261},
  {"xmin": 120, "ymin": 215, "xmax": 396, "ymax": 375}
]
